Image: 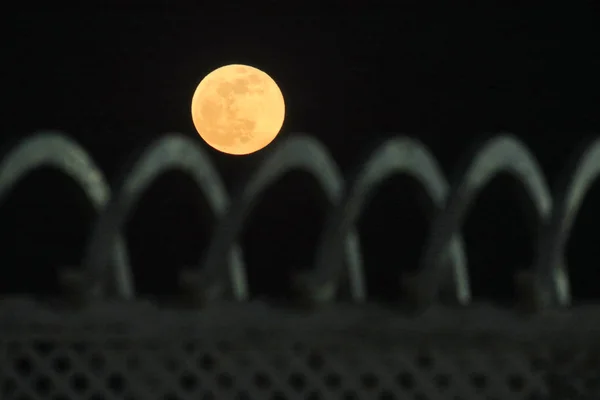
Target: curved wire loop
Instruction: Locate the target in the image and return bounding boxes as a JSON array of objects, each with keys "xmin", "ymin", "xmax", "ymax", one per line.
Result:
[
  {"xmin": 3, "ymin": 131, "xmax": 598, "ymax": 307},
  {"xmin": 308, "ymin": 136, "xmax": 471, "ymax": 304},
  {"xmin": 415, "ymin": 134, "xmax": 552, "ymax": 306},
  {"xmin": 533, "ymin": 137, "xmax": 600, "ymax": 306},
  {"xmin": 0, "ymin": 132, "xmax": 134, "ymax": 298},
  {"xmin": 81, "ymin": 133, "xmax": 246, "ymax": 300},
  {"xmin": 188, "ymin": 134, "xmax": 364, "ymax": 303}
]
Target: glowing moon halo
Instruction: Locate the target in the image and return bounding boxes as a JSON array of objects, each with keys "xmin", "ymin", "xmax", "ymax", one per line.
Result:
[{"xmin": 191, "ymin": 64, "xmax": 286, "ymax": 155}]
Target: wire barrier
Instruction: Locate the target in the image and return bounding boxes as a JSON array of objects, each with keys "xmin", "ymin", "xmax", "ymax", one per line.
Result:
[{"xmin": 0, "ymin": 131, "xmax": 599, "ymax": 399}]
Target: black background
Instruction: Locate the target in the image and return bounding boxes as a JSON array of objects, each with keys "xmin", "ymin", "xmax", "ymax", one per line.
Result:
[{"xmin": 2, "ymin": 7, "xmax": 599, "ymax": 304}]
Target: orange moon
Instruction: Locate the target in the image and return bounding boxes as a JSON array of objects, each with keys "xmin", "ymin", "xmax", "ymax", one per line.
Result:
[{"xmin": 191, "ymin": 64, "xmax": 286, "ymax": 155}]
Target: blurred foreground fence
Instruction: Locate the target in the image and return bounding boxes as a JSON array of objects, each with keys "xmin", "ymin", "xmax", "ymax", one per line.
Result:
[
  {"xmin": 0, "ymin": 131, "xmax": 599, "ymax": 399},
  {"xmin": 0, "ymin": 302, "xmax": 599, "ymax": 400}
]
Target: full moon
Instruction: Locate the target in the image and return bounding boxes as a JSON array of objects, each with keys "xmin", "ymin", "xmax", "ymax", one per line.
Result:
[{"xmin": 191, "ymin": 64, "xmax": 286, "ymax": 155}]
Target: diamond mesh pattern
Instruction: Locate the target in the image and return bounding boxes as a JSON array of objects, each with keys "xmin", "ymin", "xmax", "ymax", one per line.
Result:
[{"xmin": 1, "ymin": 304, "xmax": 598, "ymax": 400}]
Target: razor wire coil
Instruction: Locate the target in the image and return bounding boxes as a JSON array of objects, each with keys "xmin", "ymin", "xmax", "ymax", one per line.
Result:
[
  {"xmin": 1, "ymin": 132, "xmax": 599, "ymax": 400},
  {"xmin": 1, "ymin": 131, "xmax": 599, "ymax": 308}
]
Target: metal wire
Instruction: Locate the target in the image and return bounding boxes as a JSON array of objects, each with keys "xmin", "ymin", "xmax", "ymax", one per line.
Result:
[
  {"xmin": 0, "ymin": 302, "xmax": 598, "ymax": 400},
  {"xmin": 1, "ymin": 132, "xmax": 599, "ymax": 400},
  {"xmin": 1, "ymin": 131, "xmax": 599, "ymax": 308}
]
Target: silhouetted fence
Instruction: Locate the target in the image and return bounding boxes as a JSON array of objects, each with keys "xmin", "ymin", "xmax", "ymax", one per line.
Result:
[
  {"xmin": 1, "ymin": 131, "xmax": 599, "ymax": 306},
  {"xmin": 0, "ymin": 132, "xmax": 599, "ymax": 400}
]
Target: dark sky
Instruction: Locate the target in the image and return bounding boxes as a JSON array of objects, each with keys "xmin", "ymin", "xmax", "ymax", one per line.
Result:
[{"xmin": 2, "ymin": 8, "xmax": 599, "ymax": 305}]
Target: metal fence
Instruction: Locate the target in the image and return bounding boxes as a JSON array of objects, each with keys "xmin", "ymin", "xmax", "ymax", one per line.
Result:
[
  {"xmin": 1, "ymin": 302, "xmax": 599, "ymax": 400},
  {"xmin": 0, "ymin": 132, "xmax": 599, "ymax": 399}
]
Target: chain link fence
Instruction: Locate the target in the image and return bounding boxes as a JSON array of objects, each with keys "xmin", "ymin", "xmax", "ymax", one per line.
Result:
[{"xmin": 1, "ymin": 302, "xmax": 599, "ymax": 400}]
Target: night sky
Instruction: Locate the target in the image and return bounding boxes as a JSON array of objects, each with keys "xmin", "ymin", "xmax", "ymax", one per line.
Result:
[{"xmin": 2, "ymin": 8, "xmax": 599, "ymax": 305}]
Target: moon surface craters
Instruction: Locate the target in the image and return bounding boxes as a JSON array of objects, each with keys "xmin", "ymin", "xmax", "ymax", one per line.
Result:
[{"xmin": 191, "ymin": 64, "xmax": 284, "ymax": 155}]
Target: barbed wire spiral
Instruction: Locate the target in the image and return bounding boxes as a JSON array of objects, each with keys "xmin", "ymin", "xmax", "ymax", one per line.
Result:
[
  {"xmin": 1, "ymin": 131, "xmax": 599, "ymax": 309},
  {"xmin": 1, "ymin": 131, "xmax": 599, "ymax": 400}
]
